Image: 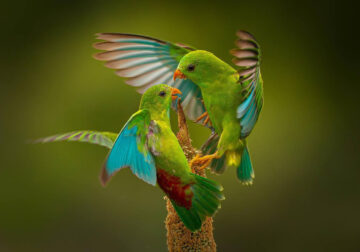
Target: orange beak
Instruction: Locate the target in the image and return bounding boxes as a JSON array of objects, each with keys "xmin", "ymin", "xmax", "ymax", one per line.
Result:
[
  {"xmin": 173, "ymin": 69, "xmax": 186, "ymax": 81},
  {"xmin": 171, "ymin": 87, "xmax": 182, "ymax": 101}
]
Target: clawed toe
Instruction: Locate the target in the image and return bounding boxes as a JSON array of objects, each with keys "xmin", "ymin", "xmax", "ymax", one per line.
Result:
[
  {"xmin": 189, "ymin": 152, "xmax": 220, "ymax": 171},
  {"xmin": 195, "ymin": 112, "xmax": 212, "ymax": 127},
  {"xmin": 198, "ymin": 159, "xmax": 212, "ymax": 170},
  {"xmin": 189, "ymin": 154, "xmax": 201, "ymax": 172}
]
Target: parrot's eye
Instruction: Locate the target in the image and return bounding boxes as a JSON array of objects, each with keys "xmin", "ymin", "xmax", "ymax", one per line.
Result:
[
  {"xmin": 187, "ymin": 64, "xmax": 195, "ymax": 72},
  {"xmin": 158, "ymin": 91, "xmax": 166, "ymax": 97}
]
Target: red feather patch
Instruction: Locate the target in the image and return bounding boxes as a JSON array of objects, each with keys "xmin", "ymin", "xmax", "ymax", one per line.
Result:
[{"xmin": 157, "ymin": 169, "xmax": 193, "ymax": 209}]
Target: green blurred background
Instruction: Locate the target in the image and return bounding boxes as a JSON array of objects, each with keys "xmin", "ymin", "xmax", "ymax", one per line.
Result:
[{"xmin": 1, "ymin": 0, "xmax": 359, "ymax": 251}]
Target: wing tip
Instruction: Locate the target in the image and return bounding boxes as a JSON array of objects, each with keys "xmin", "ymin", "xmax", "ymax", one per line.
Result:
[
  {"xmin": 148, "ymin": 177, "xmax": 157, "ymax": 186},
  {"xmin": 26, "ymin": 138, "xmax": 41, "ymax": 144},
  {"xmin": 92, "ymin": 41, "xmax": 105, "ymax": 50},
  {"xmin": 94, "ymin": 33, "xmax": 120, "ymax": 42},
  {"xmin": 235, "ymin": 30, "xmax": 259, "ymax": 50},
  {"xmin": 229, "ymin": 48, "xmax": 237, "ymax": 55},
  {"xmin": 232, "ymin": 58, "xmax": 257, "ymax": 67},
  {"xmin": 94, "ymin": 33, "xmax": 167, "ymax": 44},
  {"xmin": 232, "ymin": 30, "xmax": 261, "ymax": 73},
  {"xmin": 92, "ymin": 52, "xmax": 108, "ymax": 61},
  {"xmin": 236, "ymin": 30, "xmax": 257, "ymax": 41},
  {"xmin": 99, "ymin": 163, "xmax": 110, "ymax": 187},
  {"xmin": 92, "ymin": 52, "xmax": 101, "ymax": 60},
  {"xmin": 95, "ymin": 33, "xmax": 109, "ymax": 40}
]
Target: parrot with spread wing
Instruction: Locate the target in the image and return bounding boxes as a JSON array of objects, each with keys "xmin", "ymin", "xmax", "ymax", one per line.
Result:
[
  {"xmin": 36, "ymin": 84, "xmax": 224, "ymax": 232},
  {"xmin": 93, "ymin": 30, "xmax": 263, "ymax": 185}
]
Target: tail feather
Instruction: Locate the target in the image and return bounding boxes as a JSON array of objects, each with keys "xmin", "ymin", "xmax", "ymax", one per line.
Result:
[
  {"xmin": 193, "ymin": 175, "xmax": 224, "ymax": 199},
  {"xmin": 171, "ymin": 200, "xmax": 203, "ymax": 231},
  {"xmin": 201, "ymin": 132, "xmax": 228, "ymax": 174},
  {"xmin": 170, "ymin": 174, "xmax": 224, "ymax": 232},
  {"xmin": 201, "ymin": 132, "xmax": 255, "ymax": 185},
  {"xmin": 237, "ymin": 144, "xmax": 254, "ymax": 184},
  {"xmin": 191, "ymin": 185, "xmax": 219, "ymax": 211},
  {"xmin": 192, "ymin": 198, "xmax": 212, "ymax": 216},
  {"xmin": 210, "ymin": 155, "xmax": 227, "ymax": 173}
]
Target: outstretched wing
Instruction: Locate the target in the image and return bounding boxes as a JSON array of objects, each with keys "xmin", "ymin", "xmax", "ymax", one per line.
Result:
[
  {"xmin": 230, "ymin": 30, "xmax": 264, "ymax": 138},
  {"xmin": 101, "ymin": 109, "xmax": 157, "ymax": 186},
  {"xmin": 93, "ymin": 33, "xmax": 208, "ymax": 126},
  {"xmin": 34, "ymin": 130, "xmax": 117, "ymax": 149}
]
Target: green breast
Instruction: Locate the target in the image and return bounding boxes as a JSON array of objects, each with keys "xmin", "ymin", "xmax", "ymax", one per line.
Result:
[{"xmin": 150, "ymin": 121, "xmax": 192, "ymax": 182}]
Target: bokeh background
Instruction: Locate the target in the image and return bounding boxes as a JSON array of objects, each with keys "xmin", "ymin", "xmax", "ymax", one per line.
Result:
[{"xmin": 1, "ymin": 0, "xmax": 359, "ymax": 251}]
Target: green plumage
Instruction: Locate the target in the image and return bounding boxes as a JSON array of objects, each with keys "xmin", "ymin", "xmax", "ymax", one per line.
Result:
[
  {"xmin": 176, "ymin": 31, "xmax": 263, "ymax": 184},
  {"xmin": 92, "ymin": 30, "xmax": 263, "ymax": 184},
  {"xmin": 35, "ymin": 84, "xmax": 224, "ymax": 232},
  {"xmin": 171, "ymin": 174, "xmax": 224, "ymax": 231},
  {"xmin": 138, "ymin": 85, "xmax": 224, "ymax": 231}
]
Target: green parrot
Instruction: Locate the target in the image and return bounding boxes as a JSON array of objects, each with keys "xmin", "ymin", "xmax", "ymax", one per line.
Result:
[
  {"xmin": 36, "ymin": 84, "xmax": 224, "ymax": 232},
  {"xmin": 93, "ymin": 30, "xmax": 263, "ymax": 184}
]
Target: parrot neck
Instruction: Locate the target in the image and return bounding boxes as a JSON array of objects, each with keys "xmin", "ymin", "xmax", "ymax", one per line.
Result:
[
  {"xmin": 139, "ymin": 99, "xmax": 171, "ymax": 124},
  {"xmin": 148, "ymin": 107, "xmax": 171, "ymax": 124}
]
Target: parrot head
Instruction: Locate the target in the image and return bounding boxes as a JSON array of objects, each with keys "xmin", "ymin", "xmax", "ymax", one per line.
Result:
[
  {"xmin": 174, "ymin": 50, "xmax": 235, "ymax": 87},
  {"xmin": 140, "ymin": 84, "xmax": 182, "ymax": 114}
]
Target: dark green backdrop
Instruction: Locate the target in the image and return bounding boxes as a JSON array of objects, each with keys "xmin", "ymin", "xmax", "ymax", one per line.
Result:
[{"xmin": 1, "ymin": 0, "xmax": 359, "ymax": 251}]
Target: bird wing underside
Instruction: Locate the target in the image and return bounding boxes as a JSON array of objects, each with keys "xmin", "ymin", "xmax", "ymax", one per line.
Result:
[
  {"xmin": 101, "ymin": 109, "xmax": 157, "ymax": 186},
  {"xmin": 93, "ymin": 33, "xmax": 210, "ymax": 127},
  {"xmin": 230, "ymin": 30, "xmax": 264, "ymax": 138}
]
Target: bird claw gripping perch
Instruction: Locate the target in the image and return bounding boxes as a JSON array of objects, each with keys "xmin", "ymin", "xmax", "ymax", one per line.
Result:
[{"xmin": 189, "ymin": 152, "xmax": 221, "ymax": 171}]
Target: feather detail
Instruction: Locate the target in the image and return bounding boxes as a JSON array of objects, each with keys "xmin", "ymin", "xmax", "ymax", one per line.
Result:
[
  {"xmin": 93, "ymin": 42, "xmax": 161, "ymax": 51},
  {"xmin": 93, "ymin": 33, "xmax": 209, "ymax": 127},
  {"xmin": 169, "ymin": 174, "xmax": 224, "ymax": 232},
  {"xmin": 125, "ymin": 67, "xmax": 171, "ymax": 87},
  {"xmin": 115, "ymin": 61, "xmax": 170, "ymax": 77},
  {"xmin": 101, "ymin": 109, "xmax": 156, "ymax": 186},
  {"xmin": 94, "ymin": 50, "xmax": 168, "ymax": 61},
  {"xmin": 95, "ymin": 33, "xmax": 167, "ymax": 45},
  {"xmin": 230, "ymin": 30, "xmax": 261, "ymax": 78},
  {"xmin": 105, "ymin": 57, "xmax": 170, "ymax": 70},
  {"xmin": 33, "ymin": 130, "xmax": 117, "ymax": 149},
  {"xmin": 231, "ymin": 30, "xmax": 264, "ymax": 138}
]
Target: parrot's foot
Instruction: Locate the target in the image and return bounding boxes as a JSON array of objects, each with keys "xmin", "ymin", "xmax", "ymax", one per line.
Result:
[
  {"xmin": 190, "ymin": 152, "xmax": 220, "ymax": 171},
  {"xmin": 190, "ymin": 154, "xmax": 201, "ymax": 172},
  {"xmin": 195, "ymin": 112, "xmax": 212, "ymax": 127}
]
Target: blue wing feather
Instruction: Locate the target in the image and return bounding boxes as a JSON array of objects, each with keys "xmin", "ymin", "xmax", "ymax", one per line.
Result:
[
  {"xmin": 101, "ymin": 111, "xmax": 156, "ymax": 186},
  {"xmin": 237, "ymin": 87, "xmax": 254, "ymax": 118},
  {"xmin": 237, "ymin": 74, "xmax": 262, "ymax": 138}
]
